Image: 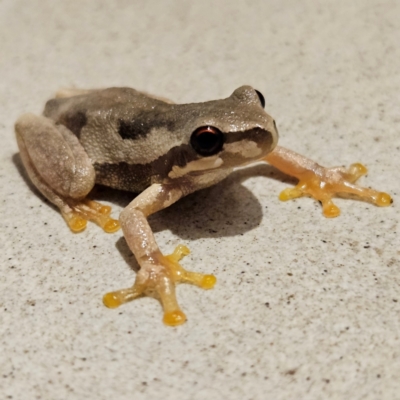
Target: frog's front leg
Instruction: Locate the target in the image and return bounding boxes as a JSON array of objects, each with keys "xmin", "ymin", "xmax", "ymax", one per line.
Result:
[
  {"xmin": 103, "ymin": 182, "xmax": 216, "ymax": 326},
  {"xmin": 15, "ymin": 114, "xmax": 120, "ymax": 232},
  {"xmin": 265, "ymin": 146, "xmax": 392, "ymax": 217}
]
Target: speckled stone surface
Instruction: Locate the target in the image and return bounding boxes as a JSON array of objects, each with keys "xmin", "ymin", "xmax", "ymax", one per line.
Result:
[{"xmin": 1, "ymin": 1, "xmax": 399, "ymax": 399}]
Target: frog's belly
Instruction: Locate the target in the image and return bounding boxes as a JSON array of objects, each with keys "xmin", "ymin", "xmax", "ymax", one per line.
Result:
[{"xmin": 94, "ymin": 162, "xmax": 158, "ymax": 193}]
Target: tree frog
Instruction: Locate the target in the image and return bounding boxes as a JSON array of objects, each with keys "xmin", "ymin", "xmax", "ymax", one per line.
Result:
[{"xmin": 15, "ymin": 86, "xmax": 392, "ymax": 326}]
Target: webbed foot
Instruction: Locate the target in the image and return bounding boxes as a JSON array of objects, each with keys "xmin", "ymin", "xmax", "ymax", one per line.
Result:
[
  {"xmin": 278, "ymin": 163, "xmax": 392, "ymax": 217},
  {"xmin": 103, "ymin": 245, "xmax": 216, "ymax": 326},
  {"xmin": 62, "ymin": 199, "xmax": 120, "ymax": 233}
]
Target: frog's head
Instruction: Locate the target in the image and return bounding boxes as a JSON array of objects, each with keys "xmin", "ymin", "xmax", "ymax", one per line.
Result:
[{"xmin": 170, "ymin": 86, "xmax": 278, "ymax": 178}]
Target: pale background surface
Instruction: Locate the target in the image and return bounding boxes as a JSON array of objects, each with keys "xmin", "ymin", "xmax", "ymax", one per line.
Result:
[{"xmin": 1, "ymin": 1, "xmax": 399, "ymax": 399}]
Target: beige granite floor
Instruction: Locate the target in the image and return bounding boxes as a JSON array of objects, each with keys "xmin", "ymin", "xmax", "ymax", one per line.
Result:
[{"xmin": 1, "ymin": 1, "xmax": 399, "ymax": 399}]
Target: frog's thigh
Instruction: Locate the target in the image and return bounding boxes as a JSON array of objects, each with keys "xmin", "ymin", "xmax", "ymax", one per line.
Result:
[{"xmin": 15, "ymin": 113, "xmax": 95, "ymax": 208}]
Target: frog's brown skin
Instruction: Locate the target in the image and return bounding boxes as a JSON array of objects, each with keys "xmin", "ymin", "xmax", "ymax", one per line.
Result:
[
  {"xmin": 42, "ymin": 86, "xmax": 275, "ymax": 193},
  {"xmin": 15, "ymin": 86, "xmax": 392, "ymax": 326}
]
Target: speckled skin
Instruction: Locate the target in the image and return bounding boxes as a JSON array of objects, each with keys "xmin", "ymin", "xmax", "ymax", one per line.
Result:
[
  {"xmin": 14, "ymin": 86, "xmax": 391, "ymax": 326},
  {"xmin": 41, "ymin": 86, "xmax": 276, "ymax": 192}
]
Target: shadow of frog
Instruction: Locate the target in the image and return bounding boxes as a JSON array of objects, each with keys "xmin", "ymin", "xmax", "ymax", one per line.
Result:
[{"xmin": 13, "ymin": 152, "xmax": 295, "ymax": 271}]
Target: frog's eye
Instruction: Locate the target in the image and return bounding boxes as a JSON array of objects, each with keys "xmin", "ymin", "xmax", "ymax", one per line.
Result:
[
  {"xmin": 255, "ymin": 90, "xmax": 265, "ymax": 109},
  {"xmin": 190, "ymin": 126, "xmax": 224, "ymax": 156}
]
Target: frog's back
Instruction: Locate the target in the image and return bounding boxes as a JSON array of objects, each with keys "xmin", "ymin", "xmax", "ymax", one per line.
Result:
[
  {"xmin": 42, "ymin": 88, "xmax": 194, "ymax": 193},
  {"xmin": 43, "ymin": 87, "xmax": 165, "ymax": 128}
]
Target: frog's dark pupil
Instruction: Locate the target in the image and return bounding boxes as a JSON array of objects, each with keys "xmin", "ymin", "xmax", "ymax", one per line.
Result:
[
  {"xmin": 255, "ymin": 90, "xmax": 265, "ymax": 108},
  {"xmin": 197, "ymin": 132, "xmax": 217, "ymax": 150},
  {"xmin": 190, "ymin": 126, "xmax": 224, "ymax": 156}
]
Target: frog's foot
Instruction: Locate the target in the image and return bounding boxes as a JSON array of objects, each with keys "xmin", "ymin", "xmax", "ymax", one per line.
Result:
[
  {"xmin": 278, "ymin": 163, "xmax": 392, "ymax": 218},
  {"xmin": 103, "ymin": 244, "xmax": 217, "ymax": 326},
  {"xmin": 62, "ymin": 199, "xmax": 120, "ymax": 233}
]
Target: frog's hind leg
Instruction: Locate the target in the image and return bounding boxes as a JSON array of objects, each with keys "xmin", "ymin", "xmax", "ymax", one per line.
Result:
[{"xmin": 15, "ymin": 113, "xmax": 120, "ymax": 233}]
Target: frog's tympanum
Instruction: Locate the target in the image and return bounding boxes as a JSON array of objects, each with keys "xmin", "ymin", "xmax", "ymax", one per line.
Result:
[{"xmin": 15, "ymin": 86, "xmax": 392, "ymax": 326}]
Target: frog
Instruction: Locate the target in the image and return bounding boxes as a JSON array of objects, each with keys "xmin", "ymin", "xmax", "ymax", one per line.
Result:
[{"xmin": 15, "ymin": 86, "xmax": 392, "ymax": 326}]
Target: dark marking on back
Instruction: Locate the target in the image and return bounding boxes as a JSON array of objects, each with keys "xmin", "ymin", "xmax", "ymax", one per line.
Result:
[
  {"xmin": 118, "ymin": 119, "xmax": 146, "ymax": 140},
  {"xmin": 62, "ymin": 111, "xmax": 87, "ymax": 138},
  {"xmin": 118, "ymin": 110, "xmax": 177, "ymax": 140},
  {"xmin": 94, "ymin": 144, "xmax": 197, "ymax": 192}
]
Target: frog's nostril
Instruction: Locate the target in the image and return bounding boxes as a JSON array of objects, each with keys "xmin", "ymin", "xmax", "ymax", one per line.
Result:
[
  {"xmin": 273, "ymin": 120, "xmax": 278, "ymax": 135},
  {"xmin": 255, "ymin": 90, "xmax": 265, "ymax": 109}
]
